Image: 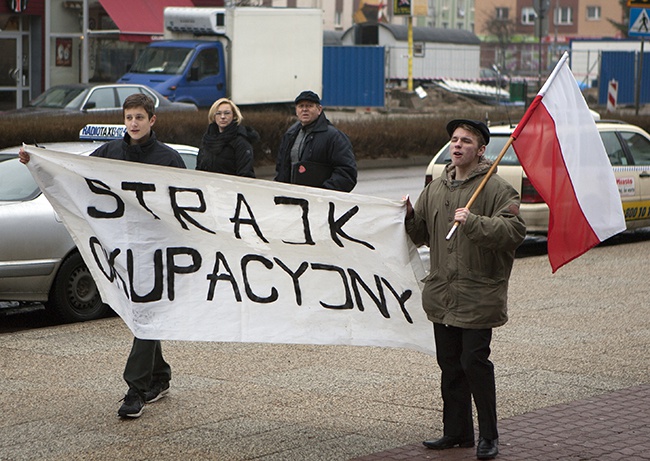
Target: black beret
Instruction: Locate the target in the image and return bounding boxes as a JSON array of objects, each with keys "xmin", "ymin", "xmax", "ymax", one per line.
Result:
[{"xmin": 446, "ymin": 119, "xmax": 490, "ymax": 145}]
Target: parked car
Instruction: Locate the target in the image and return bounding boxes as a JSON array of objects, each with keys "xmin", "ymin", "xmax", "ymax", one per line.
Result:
[
  {"xmin": 425, "ymin": 120, "xmax": 650, "ymax": 234},
  {"xmin": 0, "ymin": 125, "xmax": 198, "ymax": 323},
  {"xmin": 478, "ymin": 67, "xmax": 509, "ymax": 89},
  {"xmin": 1, "ymin": 83, "xmax": 197, "ymax": 117}
]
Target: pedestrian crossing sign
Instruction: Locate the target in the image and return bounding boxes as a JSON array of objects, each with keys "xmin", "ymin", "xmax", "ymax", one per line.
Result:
[{"xmin": 629, "ymin": 8, "xmax": 650, "ymax": 37}]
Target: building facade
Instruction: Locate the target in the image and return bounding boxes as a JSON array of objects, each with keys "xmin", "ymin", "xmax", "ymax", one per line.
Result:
[
  {"xmin": 429, "ymin": 0, "xmax": 475, "ymax": 31},
  {"xmin": 0, "ymin": 0, "xmax": 43, "ymax": 111},
  {"xmin": 474, "ymin": 0, "xmax": 625, "ymax": 80},
  {"xmin": 475, "ymin": 0, "xmax": 623, "ymax": 42}
]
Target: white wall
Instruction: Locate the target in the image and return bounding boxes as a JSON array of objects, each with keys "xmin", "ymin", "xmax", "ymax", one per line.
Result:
[
  {"xmin": 571, "ymin": 40, "xmax": 645, "ymax": 87},
  {"xmin": 49, "ymin": 0, "xmax": 82, "ymax": 86}
]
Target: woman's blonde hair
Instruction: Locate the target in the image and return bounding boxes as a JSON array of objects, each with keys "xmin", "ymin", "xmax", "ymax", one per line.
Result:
[{"xmin": 208, "ymin": 98, "xmax": 243, "ymax": 124}]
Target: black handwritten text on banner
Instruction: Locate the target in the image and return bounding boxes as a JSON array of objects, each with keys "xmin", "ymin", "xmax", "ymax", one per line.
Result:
[{"xmin": 25, "ymin": 147, "xmax": 434, "ymax": 355}]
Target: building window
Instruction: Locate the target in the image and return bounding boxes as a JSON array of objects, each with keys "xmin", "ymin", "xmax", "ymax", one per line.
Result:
[
  {"xmin": 521, "ymin": 7, "xmax": 537, "ymax": 25},
  {"xmin": 441, "ymin": 0, "xmax": 450, "ymax": 20},
  {"xmin": 457, "ymin": 22, "xmax": 464, "ymax": 29},
  {"xmin": 496, "ymin": 7, "xmax": 509, "ymax": 20},
  {"xmin": 586, "ymin": 6, "xmax": 601, "ymax": 21},
  {"xmin": 413, "ymin": 42, "xmax": 425, "ymax": 57},
  {"xmin": 457, "ymin": 0, "xmax": 465, "ymax": 18},
  {"xmin": 555, "ymin": 7, "xmax": 573, "ymax": 25}
]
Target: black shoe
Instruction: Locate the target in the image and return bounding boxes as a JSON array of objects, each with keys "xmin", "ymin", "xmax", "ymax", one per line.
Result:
[
  {"xmin": 423, "ymin": 435, "xmax": 474, "ymax": 450},
  {"xmin": 118, "ymin": 389, "xmax": 144, "ymax": 418},
  {"xmin": 476, "ymin": 437, "xmax": 498, "ymax": 460},
  {"xmin": 144, "ymin": 380, "xmax": 170, "ymax": 403}
]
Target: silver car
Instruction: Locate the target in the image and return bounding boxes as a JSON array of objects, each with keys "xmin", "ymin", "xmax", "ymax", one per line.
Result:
[
  {"xmin": 0, "ymin": 126, "xmax": 198, "ymax": 322},
  {"xmin": 1, "ymin": 83, "xmax": 198, "ymax": 116}
]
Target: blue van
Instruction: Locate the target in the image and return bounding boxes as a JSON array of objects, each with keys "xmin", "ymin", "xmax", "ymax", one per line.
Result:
[{"xmin": 118, "ymin": 40, "xmax": 226, "ymax": 108}]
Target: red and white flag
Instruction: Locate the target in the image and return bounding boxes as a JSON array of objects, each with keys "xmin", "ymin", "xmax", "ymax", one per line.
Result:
[{"xmin": 511, "ymin": 52, "xmax": 625, "ymax": 272}]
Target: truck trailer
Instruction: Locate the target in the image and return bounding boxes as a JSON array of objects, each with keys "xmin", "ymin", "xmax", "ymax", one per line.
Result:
[{"xmin": 118, "ymin": 7, "xmax": 323, "ymax": 108}]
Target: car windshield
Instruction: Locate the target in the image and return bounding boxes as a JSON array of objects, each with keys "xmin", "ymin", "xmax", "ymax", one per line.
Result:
[
  {"xmin": 435, "ymin": 133, "xmax": 520, "ymax": 166},
  {"xmin": 129, "ymin": 47, "xmax": 194, "ymax": 75},
  {"xmin": 0, "ymin": 157, "xmax": 40, "ymax": 201},
  {"xmin": 29, "ymin": 87, "xmax": 86, "ymax": 109}
]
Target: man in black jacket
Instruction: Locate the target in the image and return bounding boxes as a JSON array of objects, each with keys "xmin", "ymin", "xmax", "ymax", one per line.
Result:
[
  {"xmin": 21, "ymin": 93, "xmax": 185, "ymax": 419},
  {"xmin": 274, "ymin": 90, "xmax": 356, "ymax": 192}
]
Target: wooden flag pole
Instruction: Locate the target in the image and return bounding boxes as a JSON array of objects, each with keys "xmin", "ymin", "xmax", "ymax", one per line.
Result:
[{"xmin": 445, "ymin": 135, "xmax": 516, "ymax": 240}]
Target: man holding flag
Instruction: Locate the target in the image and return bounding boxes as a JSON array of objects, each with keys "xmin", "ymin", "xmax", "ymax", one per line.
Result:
[
  {"xmin": 405, "ymin": 119, "xmax": 526, "ymax": 460},
  {"xmin": 404, "ymin": 51, "xmax": 625, "ymax": 459}
]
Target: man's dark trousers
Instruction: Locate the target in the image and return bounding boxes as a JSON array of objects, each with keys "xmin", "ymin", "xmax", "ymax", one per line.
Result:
[
  {"xmin": 123, "ymin": 338, "xmax": 171, "ymax": 397},
  {"xmin": 433, "ymin": 323, "xmax": 498, "ymax": 440}
]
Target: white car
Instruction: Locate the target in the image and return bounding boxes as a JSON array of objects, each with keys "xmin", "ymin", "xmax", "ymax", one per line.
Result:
[
  {"xmin": 0, "ymin": 125, "xmax": 198, "ymax": 322},
  {"xmin": 425, "ymin": 120, "xmax": 650, "ymax": 234}
]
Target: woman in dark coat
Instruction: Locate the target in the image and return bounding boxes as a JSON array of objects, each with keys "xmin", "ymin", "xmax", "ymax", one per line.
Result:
[{"xmin": 196, "ymin": 98, "xmax": 258, "ymax": 177}]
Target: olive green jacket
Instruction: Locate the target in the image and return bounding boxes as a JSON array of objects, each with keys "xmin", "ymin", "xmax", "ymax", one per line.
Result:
[{"xmin": 406, "ymin": 157, "xmax": 526, "ymax": 329}]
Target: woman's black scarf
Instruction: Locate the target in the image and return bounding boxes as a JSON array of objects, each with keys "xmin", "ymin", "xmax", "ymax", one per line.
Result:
[{"xmin": 199, "ymin": 121, "xmax": 239, "ymax": 170}]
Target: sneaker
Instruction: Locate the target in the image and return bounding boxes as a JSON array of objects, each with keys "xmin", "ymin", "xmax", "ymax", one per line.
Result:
[
  {"xmin": 118, "ymin": 389, "xmax": 144, "ymax": 418},
  {"xmin": 144, "ymin": 380, "xmax": 170, "ymax": 403}
]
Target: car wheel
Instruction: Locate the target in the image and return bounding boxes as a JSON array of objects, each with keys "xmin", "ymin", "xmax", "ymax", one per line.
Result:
[{"xmin": 45, "ymin": 252, "xmax": 111, "ymax": 323}]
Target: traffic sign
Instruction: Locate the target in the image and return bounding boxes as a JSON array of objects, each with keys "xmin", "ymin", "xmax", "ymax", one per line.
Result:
[
  {"xmin": 629, "ymin": 8, "xmax": 650, "ymax": 37},
  {"xmin": 628, "ymin": 0, "xmax": 650, "ymax": 7},
  {"xmin": 394, "ymin": 0, "xmax": 411, "ymax": 15}
]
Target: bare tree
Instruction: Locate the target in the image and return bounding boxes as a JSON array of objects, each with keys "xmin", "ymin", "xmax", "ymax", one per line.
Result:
[{"xmin": 483, "ymin": 15, "xmax": 516, "ymax": 72}]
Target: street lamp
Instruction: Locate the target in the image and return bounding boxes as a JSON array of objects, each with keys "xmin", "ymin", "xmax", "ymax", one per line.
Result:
[{"xmin": 533, "ymin": 0, "xmax": 550, "ymax": 89}]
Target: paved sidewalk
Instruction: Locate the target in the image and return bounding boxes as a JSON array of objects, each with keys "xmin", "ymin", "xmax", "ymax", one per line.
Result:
[
  {"xmin": 1, "ymin": 225, "xmax": 650, "ymax": 461},
  {"xmin": 353, "ymin": 384, "xmax": 650, "ymax": 460}
]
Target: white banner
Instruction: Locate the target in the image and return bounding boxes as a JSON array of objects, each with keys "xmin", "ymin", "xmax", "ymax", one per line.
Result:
[{"xmin": 26, "ymin": 147, "xmax": 435, "ymax": 355}]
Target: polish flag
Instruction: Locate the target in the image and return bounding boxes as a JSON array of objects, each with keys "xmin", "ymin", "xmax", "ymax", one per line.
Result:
[{"xmin": 511, "ymin": 52, "xmax": 626, "ymax": 272}]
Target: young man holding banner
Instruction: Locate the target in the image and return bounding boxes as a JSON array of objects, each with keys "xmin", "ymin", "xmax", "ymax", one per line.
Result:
[
  {"xmin": 91, "ymin": 94, "xmax": 186, "ymax": 419},
  {"xmin": 20, "ymin": 93, "xmax": 186, "ymax": 419},
  {"xmin": 405, "ymin": 119, "xmax": 525, "ymax": 460}
]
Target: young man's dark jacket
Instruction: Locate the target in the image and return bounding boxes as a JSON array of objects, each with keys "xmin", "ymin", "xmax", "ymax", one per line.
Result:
[
  {"xmin": 196, "ymin": 122, "xmax": 258, "ymax": 177},
  {"xmin": 274, "ymin": 112, "xmax": 356, "ymax": 192},
  {"xmin": 91, "ymin": 131, "xmax": 186, "ymax": 169}
]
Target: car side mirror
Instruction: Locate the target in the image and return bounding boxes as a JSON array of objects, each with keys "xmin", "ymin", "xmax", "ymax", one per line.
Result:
[{"xmin": 82, "ymin": 101, "xmax": 96, "ymax": 111}]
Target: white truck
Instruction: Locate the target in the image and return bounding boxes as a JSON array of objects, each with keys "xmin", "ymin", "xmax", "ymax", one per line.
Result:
[{"xmin": 118, "ymin": 7, "xmax": 323, "ymax": 107}]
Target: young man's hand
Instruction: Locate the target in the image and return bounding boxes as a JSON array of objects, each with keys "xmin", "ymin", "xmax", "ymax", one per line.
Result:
[
  {"xmin": 454, "ymin": 207, "xmax": 470, "ymax": 224},
  {"xmin": 404, "ymin": 196, "xmax": 414, "ymax": 220},
  {"xmin": 18, "ymin": 147, "xmax": 30, "ymax": 164}
]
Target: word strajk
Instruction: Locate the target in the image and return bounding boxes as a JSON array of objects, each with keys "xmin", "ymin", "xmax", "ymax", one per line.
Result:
[{"xmin": 85, "ymin": 178, "xmax": 375, "ymax": 249}]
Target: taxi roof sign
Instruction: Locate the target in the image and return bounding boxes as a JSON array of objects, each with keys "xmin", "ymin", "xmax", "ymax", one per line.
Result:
[
  {"xmin": 79, "ymin": 124, "xmax": 126, "ymax": 141},
  {"xmin": 628, "ymin": 0, "xmax": 650, "ymax": 6}
]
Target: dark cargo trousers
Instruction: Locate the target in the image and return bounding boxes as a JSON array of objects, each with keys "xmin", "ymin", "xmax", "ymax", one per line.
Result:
[
  {"xmin": 123, "ymin": 337, "xmax": 171, "ymax": 398},
  {"xmin": 433, "ymin": 323, "xmax": 498, "ymax": 441}
]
